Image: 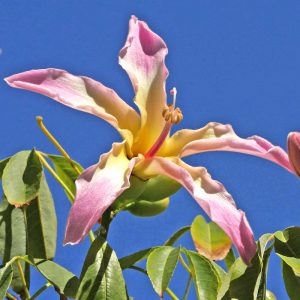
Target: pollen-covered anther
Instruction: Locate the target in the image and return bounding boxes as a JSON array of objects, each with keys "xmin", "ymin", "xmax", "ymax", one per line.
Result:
[{"xmin": 162, "ymin": 105, "xmax": 183, "ymax": 124}]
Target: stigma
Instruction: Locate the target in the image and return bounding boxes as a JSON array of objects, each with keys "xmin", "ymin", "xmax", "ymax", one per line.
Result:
[{"xmin": 145, "ymin": 87, "xmax": 183, "ymax": 159}]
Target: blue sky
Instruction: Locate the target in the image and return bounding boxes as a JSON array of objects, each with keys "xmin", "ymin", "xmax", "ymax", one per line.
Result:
[{"xmin": 1, "ymin": 1, "xmax": 300, "ymax": 298}]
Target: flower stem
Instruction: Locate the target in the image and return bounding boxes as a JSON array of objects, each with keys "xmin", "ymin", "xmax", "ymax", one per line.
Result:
[
  {"xmin": 179, "ymin": 254, "xmax": 191, "ymax": 274},
  {"xmin": 36, "ymin": 151, "xmax": 74, "ymax": 202},
  {"xmin": 16, "ymin": 260, "xmax": 30, "ymax": 299},
  {"xmin": 166, "ymin": 288, "xmax": 179, "ymax": 300},
  {"xmin": 99, "ymin": 208, "xmax": 113, "ymax": 240},
  {"xmin": 6, "ymin": 292, "xmax": 17, "ymax": 300},
  {"xmin": 30, "ymin": 282, "xmax": 52, "ymax": 300},
  {"xmin": 36, "ymin": 116, "xmax": 81, "ymax": 175},
  {"xmin": 183, "ymin": 274, "xmax": 192, "ymax": 300}
]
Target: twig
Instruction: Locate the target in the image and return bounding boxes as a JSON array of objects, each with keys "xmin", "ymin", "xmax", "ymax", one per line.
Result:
[
  {"xmin": 30, "ymin": 282, "xmax": 52, "ymax": 300},
  {"xmin": 16, "ymin": 260, "xmax": 30, "ymax": 299},
  {"xmin": 179, "ymin": 254, "xmax": 191, "ymax": 274}
]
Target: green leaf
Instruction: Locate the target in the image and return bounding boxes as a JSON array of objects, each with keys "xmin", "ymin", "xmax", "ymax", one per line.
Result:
[
  {"xmin": 128, "ymin": 197, "xmax": 170, "ymax": 217},
  {"xmin": 146, "ymin": 246, "xmax": 180, "ymax": 297},
  {"xmin": 273, "ymin": 227, "xmax": 300, "ymax": 299},
  {"xmin": 0, "ymin": 196, "xmax": 29, "ymax": 294},
  {"xmin": 282, "ymin": 261, "xmax": 300, "ymax": 300},
  {"xmin": 76, "ymin": 236, "xmax": 127, "ymax": 300},
  {"xmin": 137, "ymin": 175, "xmax": 181, "ymax": 202},
  {"xmin": 184, "ymin": 249, "xmax": 220, "ymax": 300},
  {"xmin": 26, "ymin": 174, "xmax": 57, "ymax": 259},
  {"xmin": 0, "ymin": 263, "xmax": 13, "ymax": 300},
  {"xmin": 47, "ymin": 154, "xmax": 83, "ymax": 200},
  {"xmin": 164, "ymin": 226, "xmax": 191, "ymax": 246},
  {"xmin": 220, "ymin": 234, "xmax": 274, "ymax": 300},
  {"xmin": 274, "ymin": 227, "xmax": 300, "ymax": 275},
  {"xmin": 119, "ymin": 248, "xmax": 156, "ymax": 269},
  {"xmin": 25, "ymin": 257, "xmax": 79, "ymax": 299},
  {"xmin": 2, "ymin": 150, "xmax": 43, "ymax": 206},
  {"xmin": 191, "ymin": 215, "xmax": 232, "ymax": 260},
  {"xmin": 224, "ymin": 248, "xmax": 236, "ymax": 271},
  {"xmin": 0, "ymin": 157, "xmax": 10, "ymax": 179}
]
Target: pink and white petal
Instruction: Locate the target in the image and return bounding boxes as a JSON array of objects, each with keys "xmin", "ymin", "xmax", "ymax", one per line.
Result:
[
  {"xmin": 288, "ymin": 132, "xmax": 300, "ymax": 178},
  {"xmin": 5, "ymin": 69, "xmax": 140, "ymax": 146},
  {"xmin": 64, "ymin": 142, "xmax": 140, "ymax": 245},
  {"xmin": 135, "ymin": 157, "xmax": 256, "ymax": 264},
  {"xmin": 163, "ymin": 122, "xmax": 293, "ymax": 174},
  {"xmin": 119, "ymin": 16, "xmax": 169, "ymax": 154}
]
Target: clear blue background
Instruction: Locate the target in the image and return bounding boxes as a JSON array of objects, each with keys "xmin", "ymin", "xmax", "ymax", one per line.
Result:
[{"xmin": 1, "ymin": 1, "xmax": 300, "ymax": 299}]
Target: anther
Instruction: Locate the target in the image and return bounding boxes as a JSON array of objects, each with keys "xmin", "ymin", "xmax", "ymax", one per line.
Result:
[{"xmin": 162, "ymin": 104, "xmax": 183, "ymax": 125}]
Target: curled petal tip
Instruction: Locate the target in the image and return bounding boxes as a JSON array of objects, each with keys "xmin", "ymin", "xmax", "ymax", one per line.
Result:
[{"xmin": 288, "ymin": 132, "xmax": 300, "ymax": 177}]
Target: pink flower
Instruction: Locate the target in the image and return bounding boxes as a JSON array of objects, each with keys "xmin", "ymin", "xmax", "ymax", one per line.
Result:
[
  {"xmin": 288, "ymin": 132, "xmax": 300, "ymax": 177},
  {"xmin": 5, "ymin": 16, "xmax": 298, "ymax": 264}
]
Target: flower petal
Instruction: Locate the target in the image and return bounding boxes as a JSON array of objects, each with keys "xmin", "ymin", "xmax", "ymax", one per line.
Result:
[
  {"xmin": 119, "ymin": 16, "xmax": 168, "ymax": 154},
  {"xmin": 288, "ymin": 132, "xmax": 300, "ymax": 177},
  {"xmin": 64, "ymin": 142, "xmax": 140, "ymax": 245},
  {"xmin": 136, "ymin": 157, "xmax": 256, "ymax": 264},
  {"xmin": 162, "ymin": 122, "xmax": 294, "ymax": 173},
  {"xmin": 5, "ymin": 68, "xmax": 140, "ymax": 146}
]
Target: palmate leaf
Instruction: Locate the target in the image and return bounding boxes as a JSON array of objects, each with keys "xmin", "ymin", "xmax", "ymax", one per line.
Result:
[
  {"xmin": 218, "ymin": 233, "xmax": 274, "ymax": 300},
  {"xmin": 22, "ymin": 256, "xmax": 79, "ymax": 299},
  {"xmin": 273, "ymin": 227, "xmax": 300, "ymax": 299},
  {"xmin": 0, "ymin": 196, "xmax": 29, "ymax": 294},
  {"xmin": 76, "ymin": 236, "xmax": 127, "ymax": 300},
  {"xmin": 0, "ymin": 150, "xmax": 57, "ymax": 295},
  {"xmin": 146, "ymin": 246, "xmax": 180, "ymax": 297},
  {"xmin": 2, "ymin": 150, "xmax": 43, "ymax": 206}
]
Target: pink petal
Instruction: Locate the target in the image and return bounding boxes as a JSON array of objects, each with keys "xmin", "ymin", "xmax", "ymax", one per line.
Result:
[
  {"xmin": 136, "ymin": 157, "xmax": 256, "ymax": 264},
  {"xmin": 288, "ymin": 132, "xmax": 300, "ymax": 177},
  {"xmin": 119, "ymin": 16, "xmax": 169, "ymax": 154},
  {"xmin": 64, "ymin": 142, "xmax": 140, "ymax": 245},
  {"xmin": 172, "ymin": 122, "xmax": 294, "ymax": 173},
  {"xmin": 5, "ymin": 69, "xmax": 140, "ymax": 145}
]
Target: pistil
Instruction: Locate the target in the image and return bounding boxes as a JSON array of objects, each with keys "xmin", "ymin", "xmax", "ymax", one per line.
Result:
[{"xmin": 145, "ymin": 88, "xmax": 183, "ymax": 159}]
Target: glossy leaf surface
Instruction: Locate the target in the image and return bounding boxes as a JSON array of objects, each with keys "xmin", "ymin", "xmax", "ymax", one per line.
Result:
[
  {"xmin": 2, "ymin": 150, "xmax": 43, "ymax": 206},
  {"xmin": 26, "ymin": 174, "xmax": 57, "ymax": 259},
  {"xmin": 0, "ymin": 196, "xmax": 28, "ymax": 294},
  {"xmin": 146, "ymin": 246, "xmax": 180, "ymax": 297},
  {"xmin": 219, "ymin": 234, "xmax": 273, "ymax": 300},
  {"xmin": 0, "ymin": 263, "xmax": 13, "ymax": 300},
  {"xmin": 184, "ymin": 249, "xmax": 220, "ymax": 300},
  {"xmin": 76, "ymin": 237, "xmax": 127, "ymax": 300}
]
